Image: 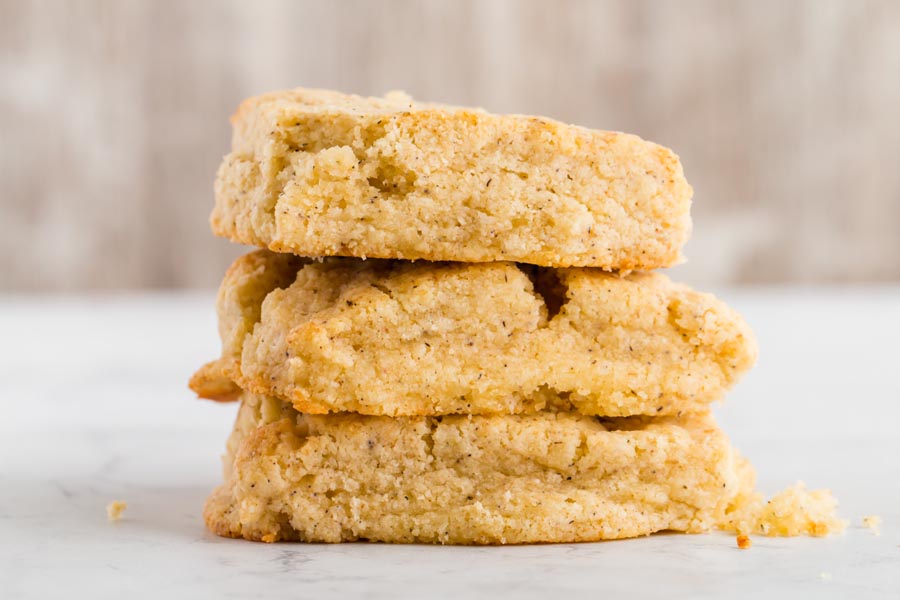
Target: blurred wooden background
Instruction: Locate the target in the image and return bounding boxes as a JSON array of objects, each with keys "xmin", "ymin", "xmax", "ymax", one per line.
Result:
[{"xmin": 2, "ymin": 0, "xmax": 898, "ymax": 290}]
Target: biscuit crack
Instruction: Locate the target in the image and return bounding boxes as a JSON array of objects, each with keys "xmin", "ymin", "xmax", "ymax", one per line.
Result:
[
  {"xmin": 516, "ymin": 264, "xmax": 569, "ymax": 321},
  {"xmin": 420, "ymin": 417, "xmax": 438, "ymax": 459}
]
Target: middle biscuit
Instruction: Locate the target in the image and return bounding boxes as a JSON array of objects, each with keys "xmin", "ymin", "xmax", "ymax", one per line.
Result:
[{"xmin": 191, "ymin": 250, "xmax": 757, "ymax": 417}]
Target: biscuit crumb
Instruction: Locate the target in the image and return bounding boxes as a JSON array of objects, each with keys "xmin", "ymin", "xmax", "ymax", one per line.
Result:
[
  {"xmin": 106, "ymin": 500, "xmax": 127, "ymax": 522},
  {"xmin": 862, "ymin": 515, "xmax": 882, "ymax": 535},
  {"xmin": 720, "ymin": 481, "xmax": 846, "ymax": 537},
  {"xmin": 736, "ymin": 534, "xmax": 752, "ymax": 549}
]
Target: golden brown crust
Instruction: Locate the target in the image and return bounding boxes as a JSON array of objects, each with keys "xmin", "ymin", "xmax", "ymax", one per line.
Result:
[
  {"xmin": 212, "ymin": 87, "xmax": 692, "ymax": 269},
  {"xmin": 188, "ymin": 360, "xmax": 242, "ymax": 402},
  {"xmin": 192, "ymin": 250, "xmax": 757, "ymax": 417}
]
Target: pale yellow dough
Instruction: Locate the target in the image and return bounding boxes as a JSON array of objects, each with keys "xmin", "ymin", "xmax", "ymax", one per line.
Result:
[
  {"xmin": 191, "ymin": 250, "xmax": 757, "ymax": 417},
  {"xmin": 212, "ymin": 88, "xmax": 692, "ymax": 269}
]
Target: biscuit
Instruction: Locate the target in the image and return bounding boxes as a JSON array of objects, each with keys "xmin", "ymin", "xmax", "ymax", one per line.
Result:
[
  {"xmin": 205, "ymin": 393, "xmax": 743, "ymax": 544},
  {"xmin": 191, "ymin": 251, "xmax": 757, "ymax": 417},
  {"xmin": 212, "ymin": 88, "xmax": 692, "ymax": 269}
]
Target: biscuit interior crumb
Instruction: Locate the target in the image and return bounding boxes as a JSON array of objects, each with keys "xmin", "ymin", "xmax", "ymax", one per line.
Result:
[{"xmin": 107, "ymin": 500, "xmax": 127, "ymax": 522}]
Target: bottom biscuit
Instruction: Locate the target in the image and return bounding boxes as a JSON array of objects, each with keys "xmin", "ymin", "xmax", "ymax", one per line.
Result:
[{"xmin": 205, "ymin": 394, "xmax": 747, "ymax": 544}]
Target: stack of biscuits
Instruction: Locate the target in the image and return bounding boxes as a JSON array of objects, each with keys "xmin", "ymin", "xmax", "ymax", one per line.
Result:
[{"xmin": 191, "ymin": 88, "xmax": 842, "ymax": 544}]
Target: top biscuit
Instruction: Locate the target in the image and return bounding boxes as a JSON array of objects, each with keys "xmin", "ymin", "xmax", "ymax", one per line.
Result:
[{"xmin": 212, "ymin": 88, "xmax": 692, "ymax": 268}]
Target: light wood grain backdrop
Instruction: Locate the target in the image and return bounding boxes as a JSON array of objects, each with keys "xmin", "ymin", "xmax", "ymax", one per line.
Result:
[{"xmin": 2, "ymin": 0, "xmax": 899, "ymax": 290}]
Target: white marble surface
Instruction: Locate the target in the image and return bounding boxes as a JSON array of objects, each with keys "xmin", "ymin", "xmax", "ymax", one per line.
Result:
[{"xmin": 1, "ymin": 289, "xmax": 899, "ymax": 599}]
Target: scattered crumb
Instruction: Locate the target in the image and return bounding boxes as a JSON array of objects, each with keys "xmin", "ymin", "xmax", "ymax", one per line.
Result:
[
  {"xmin": 106, "ymin": 500, "xmax": 127, "ymax": 522},
  {"xmin": 720, "ymin": 481, "xmax": 847, "ymax": 537},
  {"xmin": 736, "ymin": 534, "xmax": 752, "ymax": 549},
  {"xmin": 862, "ymin": 515, "xmax": 882, "ymax": 535},
  {"xmin": 820, "ymin": 572, "xmax": 832, "ymax": 582}
]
